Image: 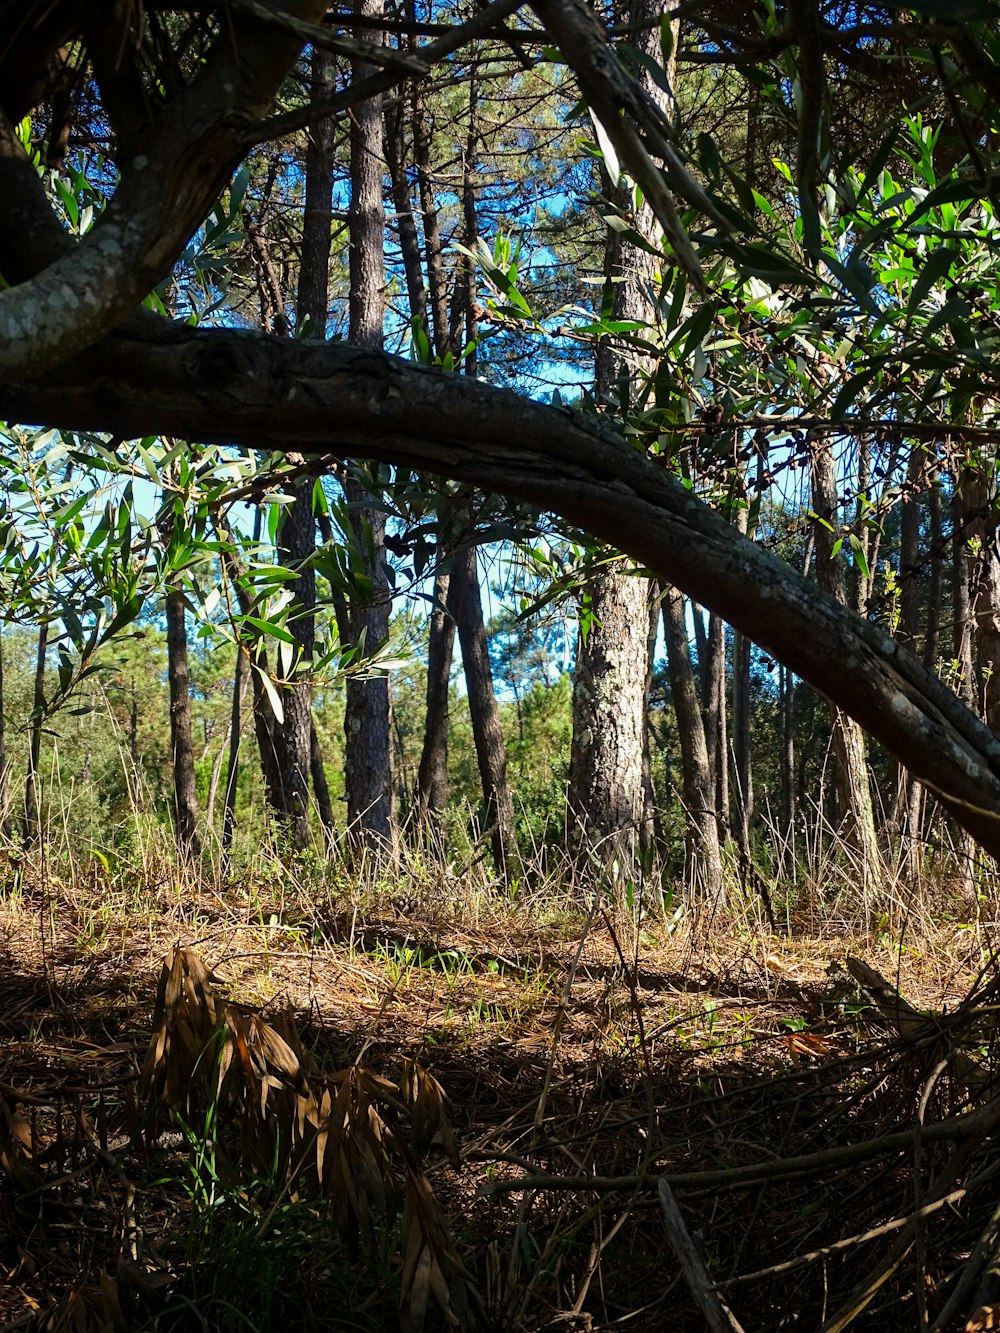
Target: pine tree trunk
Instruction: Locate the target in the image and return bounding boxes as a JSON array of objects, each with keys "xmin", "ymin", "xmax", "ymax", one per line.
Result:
[
  {"xmin": 0, "ymin": 628, "xmax": 10, "ymax": 838},
  {"xmin": 896, "ymin": 443, "xmax": 924, "ymax": 880},
  {"xmin": 344, "ymin": 0, "xmax": 395, "ymax": 859},
  {"xmin": 221, "ymin": 638, "xmax": 244, "ymax": 865},
  {"xmin": 448, "ymin": 535, "xmax": 519, "ymax": 877},
  {"xmin": 951, "ymin": 475, "xmax": 978, "ymax": 892},
  {"xmin": 663, "ymin": 587, "xmax": 723, "ymax": 902},
  {"xmin": 704, "ymin": 612, "xmax": 729, "ymax": 841},
  {"xmin": 22, "ymin": 620, "xmax": 47, "ymax": 847},
  {"xmin": 165, "ymin": 589, "xmax": 201, "ymax": 861},
  {"xmin": 569, "ymin": 566, "xmax": 650, "ymax": 868},
  {"xmin": 273, "ymin": 490, "xmax": 315, "ymax": 850},
  {"xmin": 810, "ymin": 438, "xmax": 881, "ymax": 889},
  {"xmin": 416, "ymin": 567, "xmax": 454, "ymax": 854},
  {"xmin": 567, "ymin": 0, "xmax": 669, "ymax": 881}
]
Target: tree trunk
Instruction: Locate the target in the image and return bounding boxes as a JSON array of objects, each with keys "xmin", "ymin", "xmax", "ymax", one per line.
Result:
[
  {"xmin": 344, "ymin": 0, "xmax": 395, "ymax": 859},
  {"xmin": 895, "ymin": 442, "xmax": 924, "ymax": 880},
  {"xmin": 165, "ymin": 588, "xmax": 201, "ymax": 861},
  {"xmin": 569, "ymin": 565, "xmax": 650, "ymax": 869},
  {"xmin": 951, "ymin": 473, "xmax": 978, "ymax": 891},
  {"xmin": 0, "ymin": 628, "xmax": 10, "ymax": 839},
  {"xmin": 567, "ymin": 0, "xmax": 668, "ymax": 881},
  {"xmin": 221, "ymin": 637, "xmax": 245, "ymax": 865},
  {"xmin": 449, "ymin": 534, "xmax": 519, "ymax": 877},
  {"xmin": 416, "ymin": 566, "xmax": 454, "ymax": 854},
  {"xmin": 704, "ymin": 611, "xmax": 729, "ymax": 841},
  {"xmin": 810, "ymin": 438, "xmax": 881, "ymax": 889},
  {"xmin": 663, "ymin": 587, "xmax": 723, "ymax": 902},
  {"xmin": 261, "ymin": 42, "xmax": 335, "ymax": 853},
  {"xmin": 22, "ymin": 620, "xmax": 47, "ymax": 847},
  {"xmin": 272, "ymin": 491, "xmax": 315, "ymax": 850}
]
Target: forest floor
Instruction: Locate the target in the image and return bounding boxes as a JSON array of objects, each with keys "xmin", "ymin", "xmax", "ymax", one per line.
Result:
[{"xmin": 1, "ymin": 858, "xmax": 998, "ymax": 1332}]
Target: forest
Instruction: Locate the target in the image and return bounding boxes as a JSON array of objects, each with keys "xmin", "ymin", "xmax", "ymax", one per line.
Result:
[{"xmin": 3, "ymin": 0, "xmax": 1000, "ymax": 1329}]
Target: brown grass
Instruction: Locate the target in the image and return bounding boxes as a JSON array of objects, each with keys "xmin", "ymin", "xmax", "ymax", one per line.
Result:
[{"xmin": 1, "ymin": 860, "xmax": 999, "ymax": 1331}]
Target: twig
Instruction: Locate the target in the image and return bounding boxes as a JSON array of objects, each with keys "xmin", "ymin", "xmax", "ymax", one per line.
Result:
[
  {"xmin": 479, "ymin": 1101, "xmax": 1000, "ymax": 1197},
  {"xmin": 658, "ymin": 1178, "xmax": 746, "ymax": 1333}
]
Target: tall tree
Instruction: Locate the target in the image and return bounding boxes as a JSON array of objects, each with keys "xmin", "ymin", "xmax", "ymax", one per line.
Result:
[
  {"xmin": 663, "ymin": 587, "xmax": 723, "ymax": 901},
  {"xmin": 165, "ymin": 588, "xmax": 201, "ymax": 860},
  {"xmin": 344, "ymin": 0, "xmax": 395, "ymax": 857},
  {"xmin": 810, "ymin": 438, "xmax": 881, "ymax": 888},
  {"xmin": 448, "ymin": 528, "xmax": 519, "ymax": 876},
  {"xmin": 567, "ymin": 0, "xmax": 668, "ymax": 877}
]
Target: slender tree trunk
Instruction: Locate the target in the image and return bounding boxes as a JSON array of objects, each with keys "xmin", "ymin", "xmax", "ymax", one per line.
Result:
[
  {"xmin": 449, "ymin": 533, "xmax": 519, "ymax": 877},
  {"xmin": 964, "ymin": 461, "xmax": 1000, "ymax": 731},
  {"xmin": 663, "ymin": 587, "xmax": 723, "ymax": 902},
  {"xmin": 272, "ymin": 494, "xmax": 315, "ymax": 850},
  {"xmin": 704, "ymin": 611, "xmax": 729, "ymax": 840},
  {"xmin": 568, "ymin": 0, "xmax": 669, "ymax": 882},
  {"xmin": 810, "ymin": 437, "xmax": 881, "ymax": 889},
  {"xmin": 951, "ymin": 471, "xmax": 977, "ymax": 891},
  {"xmin": 416, "ymin": 566, "xmax": 454, "ymax": 853},
  {"xmin": 165, "ymin": 589, "xmax": 201, "ymax": 861},
  {"xmin": 641, "ymin": 583, "xmax": 664, "ymax": 856},
  {"xmin": 896, "ymin": 442, "xmax": 924, "ymax": 879},
  {"xmin": 22, "ymin": 620, "xmax": 47, "ymax": 846},
  {"xmin": 780, "ymin": 664, "xmax": 796, "ymax": 875},
  {"xmin": 221, "ymin": 637, "xmax": 245, "ymax": 864},
  {"xmin": 262, "ymin": 43, "xmax": 336, "ymax": 853},
  {"xmin": 344, "ymin": 0, "xmax": 394, "ymax": 857},
  {"xmin": 0, "ymin": 628, "xmax": 9, "ymax": 839}
]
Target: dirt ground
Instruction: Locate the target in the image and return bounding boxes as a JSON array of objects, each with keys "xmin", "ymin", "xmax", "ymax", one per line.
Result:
[{"xmin": 2, "ymin": 873, "xmax": 997, "ymax": 1331}]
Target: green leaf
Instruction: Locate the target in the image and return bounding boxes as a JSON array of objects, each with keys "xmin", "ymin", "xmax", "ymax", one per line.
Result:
[{"xmin": 589, "ymin": 109, "xmax": 621, "ymax": 185}]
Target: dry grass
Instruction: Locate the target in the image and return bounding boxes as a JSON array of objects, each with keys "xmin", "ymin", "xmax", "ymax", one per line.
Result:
[{"xmin": 2, "ymin": 853, "xmax": 1000, "ymax": 1331}]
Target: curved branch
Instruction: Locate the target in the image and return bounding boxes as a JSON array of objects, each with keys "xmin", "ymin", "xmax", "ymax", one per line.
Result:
[
  {"xmin": 0, "ymin": 0, "xmax": 328, "ymax": 380},
  {"xmin": 3, "ymin": 323, "xmax": 1000, "ymax": 857}
]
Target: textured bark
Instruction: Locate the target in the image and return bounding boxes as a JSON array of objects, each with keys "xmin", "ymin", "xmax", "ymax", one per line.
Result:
[
  {"xmin": 811, "ymin": 440, "xmax": 881, "ymax": 887},
  {"xmin": 951, "ymin": 480, "xmax": 978, "ymax": 888},
  {"xmin": 0, "ymin": 628, "xmax": 9, "ymax": 838},
  {"xmin": 0, "ymin": 0, "xmax": 329, "ymax": 378},
  {"xmin": 344, "ymin": 0, "xmax": 395, "ymax": 858},
  {"xmin": 449, "ymin": 538, "xmax": 519, "ymax": 877},
  {"xmin": 221, "ymin": 638, "xmax": 245, "ymax": 864},
  {"xmin": 310, "ymin": 721, "xmax": 337, "ymax": 848},
  {"xmin": 730, "ymin": 502, "xmax": 753, "ymax": 857},
  {"xmin": 964, "ymin": 463, "xmax": 1000, "ymax": 733},
  {"xmin": 416, "ymin": 567, "xmax": 455, "ymax": 851},
  {"xmin": 663, "ymin": 588, "xmax": 723, "ymax": 902},
  {"xmin": 273, "ymin": 490, "xmax": 315, "ymax": 850},
  {"xmin": 569, "ymin": 566, "xmax": 650, "ymax": 866},
  {"xmin": 704, "ymin": 612, "xmax": 729, "ymax": 838},
  {"xmin": 896, "ymin": 443, "xmax": 924, "ymax": 877},
  {"xmin": 568, "ymin": 0, "xmax": 665, "ymax": 877},
  {"xmin": 165, "ymin": 589, "xmax": 201, "ymax": 861}
]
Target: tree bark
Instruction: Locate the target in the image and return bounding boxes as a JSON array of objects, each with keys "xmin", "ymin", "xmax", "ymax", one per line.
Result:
[
  {"xmin": 810, "ymin": 438, "xmax": 881, "ymax": 889},
  {"xmin": 449, "ymin": 535, "xmax": 519, "ymax": 877},
  {"xmin": 165, "ymin": 588, "xmax": 201, "ymax": 861},
  {"xmin": 663, "ymin": 587, "xmax": 723, "ymax": 902},
  {"xmin": 343, "ymin": 0, "xmax": 395, "ymax": 859},
  {"xmin": 272, "ymin": 491, "xmax": 315, "ymax": 850},
  {"xmin": 0, "ymin": 628, "xmax": 9, "ymax": 839},
  {"xmin": 568, "ymin": 0, "xmax": 667, "ymax": 880},
  {"xmin": 416, "ymin": 566, "xmax": 454, "ymax": 853},
  {"xmin": 221, "ymin": 637, "xmax": 245, "ymax": 865},
  {"xmin": 22, "ymin": 620, "xmax": 47, "ymax": 846},
  {"xmin": 569, "ymin": 565, "xmax": 650, "ymax": 869}
]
